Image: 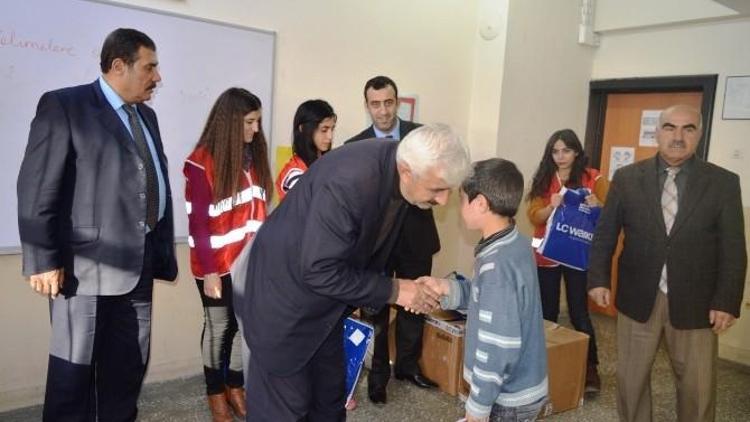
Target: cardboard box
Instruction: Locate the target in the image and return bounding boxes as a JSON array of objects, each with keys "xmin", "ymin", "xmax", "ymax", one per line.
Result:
[
  {"xmin": 418, "ymin": 311, "xmax": 468, "ymax": 396},
  {"xmin": 543, "ymin": 320, "xmax": 589, "ymax": 414},
  {"xmin": 417, "ymin": 315, "xmax": 588, "ymax": 415}
]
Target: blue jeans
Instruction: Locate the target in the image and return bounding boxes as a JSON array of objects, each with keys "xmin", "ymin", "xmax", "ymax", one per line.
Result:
[{"xmin": 490, "ymin": 398, "xmax": 547, "ymax": 422}]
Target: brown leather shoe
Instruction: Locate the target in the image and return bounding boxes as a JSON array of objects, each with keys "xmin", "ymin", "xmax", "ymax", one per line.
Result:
[
  {"xmin": 207, "ymin": 393, "xmax": 234, "ymax": 422},
  {"xmin": 225, "ymin": 387, "xmax": 247, "ymax": 418}
]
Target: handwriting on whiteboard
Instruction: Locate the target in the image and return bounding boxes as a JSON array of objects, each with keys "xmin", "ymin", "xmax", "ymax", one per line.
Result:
[{"xmin": 0, "ymin": 29, "xmax": 75, "ymax": 56}]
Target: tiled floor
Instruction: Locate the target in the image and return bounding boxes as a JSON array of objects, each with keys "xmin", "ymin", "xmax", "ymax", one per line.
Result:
[{"xmin": 3, "ymin": 314, "xmax": 749, "ymax": 421}]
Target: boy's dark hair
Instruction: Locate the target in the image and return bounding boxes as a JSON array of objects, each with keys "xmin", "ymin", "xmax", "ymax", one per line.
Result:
[
  {"xmin": 100, "ymin": 28, "xmax": 156, "ymax": 73},
  {"xmin": 363, "ymin": 75, "xmax": 398, "ymax": 100},
  {"xmin": 462, "ymin": 158, "xmax": 524, "ymax": 218}
]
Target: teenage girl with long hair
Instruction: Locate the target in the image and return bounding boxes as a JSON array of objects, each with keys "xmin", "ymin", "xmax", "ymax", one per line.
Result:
[
  {"xmin": 184, "ymin": 87, "xmax": 272, "ymax": 421},
  {"xmin": 526, "ymin": 128, "xmax": 608, "ymax": 394}
]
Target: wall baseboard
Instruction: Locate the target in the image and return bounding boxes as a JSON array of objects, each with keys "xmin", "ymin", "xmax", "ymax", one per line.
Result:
[
  {"xmin": 719, "ymin": 343, "xmax": 750, "ymax": 369},
  {"xmin": 0, "ymin": 358, "xmax": 203, "ymax": 413},
  {"xmin": 0, "ymin": 385, "xmax": 45, "ymax": 413}
]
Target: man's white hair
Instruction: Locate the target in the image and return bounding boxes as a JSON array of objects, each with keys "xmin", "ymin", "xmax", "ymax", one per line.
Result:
[
  {"xmin": 659, "ymin": 104, "xmax": 703, "ymax": 130},
  {"xmin": 396, "ymin": 123, "xmax": 471, "ymax": 186}
]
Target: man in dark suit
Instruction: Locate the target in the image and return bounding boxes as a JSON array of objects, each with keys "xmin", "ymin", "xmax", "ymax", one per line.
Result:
[
  {"xmin": 241, "ymin": 124, "xmax": 471, "ymax": 421},
  {"xmin": 346, "ymin": 75, "xmax": 441, "ymax": 404},
  {"xmin": 17, "ymin": 28, "xmax": 177, "ymax": 421},
  {"xmin": 588, "ymin": 105, "xmax": 746, "ymax": 422}
]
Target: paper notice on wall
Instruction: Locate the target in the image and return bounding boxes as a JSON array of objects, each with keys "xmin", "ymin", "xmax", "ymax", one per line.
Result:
[
  {"xmin": 639, "ymin": 110, "xmax": 662, "ymax": 147},
  {"xmin": 723, "ymin": 76, "xmax": 750, "ymax": 119},
  {"xmin": 609, "ymin": 147, "xmax": 635, "ymax": 180}
]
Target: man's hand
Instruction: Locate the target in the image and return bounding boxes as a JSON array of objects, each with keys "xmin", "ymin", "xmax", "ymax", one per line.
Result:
[
  {"xmin": 588, "ymin": 287, "xmax": 610, "ymax": 307},
  {"xmin": 416, "ymin": 276, "xmax": 450, "ymax": 297},
  {"xmin": 709, "ymin": 310, "xmax": 736, "ymax": 334},
  {"xmin": 29, "ymin": 268, "xmax": 64, "ymax": 299},
  {"xmin": 396, "ymin": 279, "xmax": 441, "ymax": 314},
  {"xmin": 585, "ymin": 194, "xmax": 601, "ymax": 207},
  {"xmin": 203, "ymin": 273, "xmax": 222, "ymax": 299}
]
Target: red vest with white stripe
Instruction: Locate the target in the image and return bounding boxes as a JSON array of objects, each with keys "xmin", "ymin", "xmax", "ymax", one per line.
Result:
[
  {"xmin": 275, "ymin": 154, "xmax": 308, "ymax": 201},
  {"xmin": 184, "ymin": 147, "xmax": 267, "ymax": 277}
]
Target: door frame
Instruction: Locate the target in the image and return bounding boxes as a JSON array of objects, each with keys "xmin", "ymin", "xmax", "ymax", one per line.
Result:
[{"xmin": 584, "ymin": 75, "xmax": 718, "ymax": 168}]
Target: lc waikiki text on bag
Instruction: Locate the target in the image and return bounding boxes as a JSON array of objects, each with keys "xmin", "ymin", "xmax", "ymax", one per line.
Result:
[{"xmin": 536, "ymin": 187, "xmax": 600, "ymax": 271}]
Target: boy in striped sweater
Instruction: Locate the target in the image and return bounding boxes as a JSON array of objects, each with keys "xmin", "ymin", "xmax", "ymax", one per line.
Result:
[{"xmin": 424, "ymin": 158, "xmax": 548, "ymax": 422}]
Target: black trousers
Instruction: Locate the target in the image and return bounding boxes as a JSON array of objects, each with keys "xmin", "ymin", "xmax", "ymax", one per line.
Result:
[
  {"xmin": 537, "ymin": 265, "xmax": 599, "ymax": 365},
  {"xmin": 368, "ymin": 257, "xmax": 431, "ymax": 389},
  {"xmin": 196, "ymin": 274, "xmax": 243, "ymax": 395},
  {"xmin": 246, "ymin": 319, "xmax": 346, "ymax": 421},
  {"xmin": 43, "ymin": 234, "xmax": 156, "ymax": 422}
]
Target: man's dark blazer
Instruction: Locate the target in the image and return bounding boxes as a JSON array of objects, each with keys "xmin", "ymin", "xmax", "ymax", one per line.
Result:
[
  {"xmin": 241, "ymin": 140, "xmax": 406, "ymax": 376},
  {"xmin": 588, "ymin": 156, "xmax": 746, "ymax": 329},
  {"xmin": 17, "ymin": 80, "xmax": 178, "ymax": 296},
  {"xmin": 345, "ymin": 119, "xmax": 441, "ymax": 264}
]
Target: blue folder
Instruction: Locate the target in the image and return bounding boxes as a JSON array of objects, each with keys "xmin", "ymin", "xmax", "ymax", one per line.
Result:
[{"xmin": 343, "ymin": 317, "xmax": 374, "ymax": 403}]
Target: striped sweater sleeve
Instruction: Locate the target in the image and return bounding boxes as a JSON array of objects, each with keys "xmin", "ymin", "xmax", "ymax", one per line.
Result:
[
  {"xmin": 440, "ymin": 276, "xmax": 470, "ymax": 311},
  {"xmin": 465, "ymin": 258, "xmax": 524, "ymax": 419}
]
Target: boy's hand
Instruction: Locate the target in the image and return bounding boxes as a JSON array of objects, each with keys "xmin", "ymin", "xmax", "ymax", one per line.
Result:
[
  {"xmin": 464, "ymin": 412, "xmax": 489, "ymax": 422},
  {"xmin": 588, "ymin": 287, "xmax": 610, "ymax": 307}
]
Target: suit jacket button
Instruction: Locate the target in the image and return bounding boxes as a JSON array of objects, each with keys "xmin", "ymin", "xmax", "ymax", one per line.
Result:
[
  {"xmin": 139, "ymin": 192, "xmax": 146, "ymax": 199},
  {"xmin": 138, "ymin": 163, "xmax": 144, "ymax": 170}
]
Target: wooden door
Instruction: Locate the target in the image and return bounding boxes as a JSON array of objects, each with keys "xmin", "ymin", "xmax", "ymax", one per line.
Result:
[{"xmin": 589, "ymin": 92, "xmax": 703, "ymax": 316}]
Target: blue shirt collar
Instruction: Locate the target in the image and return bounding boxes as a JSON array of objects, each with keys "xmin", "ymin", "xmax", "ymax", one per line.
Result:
[
  {"xmin": 98, "ymin": 76, "xmax": 127, "ymax": 111},
  {"xmin": 372, "ymin": 118, "xmax": 400, "ymax": 140}
]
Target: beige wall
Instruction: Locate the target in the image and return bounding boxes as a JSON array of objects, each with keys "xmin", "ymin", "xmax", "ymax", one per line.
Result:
[
  {"xmin": 497, "ymin": 0, "xmax": 595, "ymax": 183},
  {"xmin": 595, "ymin": 0, "xmax": 739, "ymax": 32},
  {"xmin": 433, "ymin": 0, "xmax": 511, "ymax": 279},
  {"xmin": 108, "ymin": 0, "xmax": 478, "ymax": 151}
]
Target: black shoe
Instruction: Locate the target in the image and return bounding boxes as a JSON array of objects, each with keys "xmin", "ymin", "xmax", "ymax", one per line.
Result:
[
  {"xmin": 368, "ymin": 387, "xmax": 387, "ymax": 405},
  {"xmin": 394, "ymin": 373, "xmax": 437, "ymax": 389},
  {"xmin": 585, "ymin": 364, "xmax": 601, "ymax": 394}
]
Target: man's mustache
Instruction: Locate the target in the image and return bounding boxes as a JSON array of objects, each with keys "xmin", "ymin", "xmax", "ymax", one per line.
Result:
[{"xmin": 669, "ymin": 140, "xmax": 686, "ymax": 148}]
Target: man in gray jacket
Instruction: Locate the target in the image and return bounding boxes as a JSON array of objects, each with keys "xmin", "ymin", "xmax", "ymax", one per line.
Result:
[{"xmin": 588, "ymin": 105, "xmax": 746, "ymax": 422}]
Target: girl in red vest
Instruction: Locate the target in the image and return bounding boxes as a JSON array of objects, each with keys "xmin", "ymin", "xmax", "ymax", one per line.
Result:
[
  {"xmin": 526, "ymin": 129, "xmax": 608, "ymax": 395},
  {"xmin": 184, "ymin": 88, "xmax": 272, "ymax": 421},
  {"xmin": 275, "ymin": 99, "xmax": 336, "ymax": 201}
]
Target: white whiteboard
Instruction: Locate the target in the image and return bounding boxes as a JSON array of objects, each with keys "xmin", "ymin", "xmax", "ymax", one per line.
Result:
[{"xmin": 0, "ymin": 0, "xmax": 276, "ymax": 252}]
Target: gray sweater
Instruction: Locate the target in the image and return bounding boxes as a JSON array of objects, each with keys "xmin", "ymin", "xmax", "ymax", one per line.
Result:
[{"xmin": 441, "ymin": 226, "xmax": 548, "ymax": 419}]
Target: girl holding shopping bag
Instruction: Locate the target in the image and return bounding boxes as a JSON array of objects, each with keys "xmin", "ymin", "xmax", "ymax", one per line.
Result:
[{"xmin": 526, "ymin": 129, "xmax": 608, "ymax": 394}]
